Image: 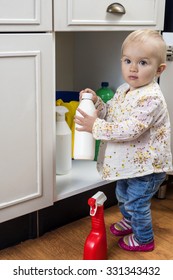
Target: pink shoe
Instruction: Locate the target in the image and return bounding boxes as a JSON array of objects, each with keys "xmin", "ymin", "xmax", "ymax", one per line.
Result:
[
  {"xmin": 118, "ymin": 234, "xmax": 154, "ymax": 252},
  {"xmin": 110, "ymin": 218, "xmax": 133, "ymax": 236}
]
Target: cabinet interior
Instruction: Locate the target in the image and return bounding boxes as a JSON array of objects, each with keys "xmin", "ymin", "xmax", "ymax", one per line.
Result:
[
  {"xmin": 55, "ymin": 31, "xmax": 131, "ymax": 202},
  {"xmin": 56, "ymin": 31, "xmax": 130, "ymax": 92}
]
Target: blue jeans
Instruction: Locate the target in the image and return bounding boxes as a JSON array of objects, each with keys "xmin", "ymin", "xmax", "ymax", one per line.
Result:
[{"xmin": 115, "ymin": 173, "xmax": 166, "ymax": 244}]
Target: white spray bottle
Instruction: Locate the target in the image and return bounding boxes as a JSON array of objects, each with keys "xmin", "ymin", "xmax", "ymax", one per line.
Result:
[{"xmin": 56, "ymin": 106, "xmax": 72, "ymax": 174}]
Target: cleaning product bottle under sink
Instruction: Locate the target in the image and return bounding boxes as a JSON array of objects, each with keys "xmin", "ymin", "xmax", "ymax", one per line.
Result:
[
  {"xmin": 56, "ymin": 106, "xmax": 72, "ymax": 175},
  {"xmin": 94, "ymin": 82, "xmax": 114, "ymax": 161},
  {"xmin": 74, "ymin": 92, "xmax": 95, "ymax": 160},
  {"xmin": 83, "ymin": 191, "xmax": 107, "ymax": 260}
]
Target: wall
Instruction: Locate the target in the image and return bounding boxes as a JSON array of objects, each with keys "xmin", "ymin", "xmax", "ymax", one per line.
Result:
[
  {"xmin": 74, "ymin": 31, "xmax": 130, "ymax": 92},
  {"xmin": 56, "ymin": 31, "xmax": 130, "ymax": 93}
]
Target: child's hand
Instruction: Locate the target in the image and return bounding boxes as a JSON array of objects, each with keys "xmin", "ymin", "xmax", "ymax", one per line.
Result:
[
  {"xmin": 74, "ymin": 108, "xmax": 98, "ymax": 133},
  {"xmin": 79, "ymin": 88, "xmax": 98, "ymax": 104}
]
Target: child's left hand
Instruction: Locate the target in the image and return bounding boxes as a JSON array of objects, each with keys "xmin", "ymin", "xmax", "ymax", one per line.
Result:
[{"xmin": 74, "ymin": 108, "xmax": 98, "ymax": 133}]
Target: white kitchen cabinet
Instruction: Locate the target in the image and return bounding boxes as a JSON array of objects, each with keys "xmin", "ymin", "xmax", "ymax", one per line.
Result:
[
  {"xmin": 0, "ymin": 0, "xmax": 167, "ymax": 224},
  {"xmin": 0, "ymin": 0, "xmax": 55, "ymax": 223},
  {"xmin": 54, "ymin": 0, "xmax": 165, "ymax": 31},
  {"xmin": 0, "ymin": 33, "xmax": 55, "ymax": 223},
  {"xmin": 54, "ymin": 0, "xmax": 168, "ymax": 202},
  {"xmin": 0, "ymin": 0, "xmax": 52, "ymax": 32},
  {"xmin": 160, "ymin": 32, "xmax": 173, "ymax": 174}
]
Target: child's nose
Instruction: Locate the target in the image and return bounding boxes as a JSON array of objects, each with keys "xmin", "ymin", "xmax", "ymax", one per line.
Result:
[{"xmin": 130, "ymin": 63, "xmax": 138, "ymax": 72}]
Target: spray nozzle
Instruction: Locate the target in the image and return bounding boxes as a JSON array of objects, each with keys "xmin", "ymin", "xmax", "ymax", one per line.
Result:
[
  {"xmin": 88, "ymin": 191, "xmax": 107, "ymax": 216},
  {"xmin": 56, "ymin": 106, "xmax": 69, "ymax": 121},
  {"xmin": 56, "ymin": 105, "xmax": 69, "ymax": 115}
]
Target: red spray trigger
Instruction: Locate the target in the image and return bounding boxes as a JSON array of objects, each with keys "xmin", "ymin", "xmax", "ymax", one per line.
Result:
[
  {"xmin": 88, "ymin": 192, "xmax": 107, "ymax": 216},
  {"xmin": 88, "ymin": 198, "xmax": 97, "ymax": 216}
]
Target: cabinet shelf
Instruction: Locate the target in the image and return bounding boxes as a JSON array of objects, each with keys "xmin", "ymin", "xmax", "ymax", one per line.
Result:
[{"xmin": 55, "ymin": 160, "xmax": 111, "ymax": 201}]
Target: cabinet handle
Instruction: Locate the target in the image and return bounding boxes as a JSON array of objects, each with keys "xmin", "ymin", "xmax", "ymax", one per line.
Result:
[{"xmin": 106, "ymin": 3, "xmax": 126, "ymax": 14}]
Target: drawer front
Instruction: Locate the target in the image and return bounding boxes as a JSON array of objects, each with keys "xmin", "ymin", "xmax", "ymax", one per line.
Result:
[
  {"xmin": 0, "ymin": 0, "xmax": 52, "ymax": 31},
  {"xmin": 54, "ymin": 0, "xmax": 165, "ymax": 31}
]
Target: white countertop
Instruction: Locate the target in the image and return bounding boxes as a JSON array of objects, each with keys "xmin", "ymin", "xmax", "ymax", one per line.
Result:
[{"xmin": 55, "ymin": 160, "xmax": 111, "ymax": 201}]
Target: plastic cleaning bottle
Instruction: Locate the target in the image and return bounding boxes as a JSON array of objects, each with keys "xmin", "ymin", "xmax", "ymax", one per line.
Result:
[
  {"xmin": 96, "ymin": 82, "xmax": 114, "ymax": 103},
  {"xmin": 94, "ymin": 82, "xmax": 114, "ymax": 161},
  {"xmin": 83, "ymin": 191, "xmax": 107, "ymax": 260},
  {"xmin": 74, "ymin": 92, "xmax": 95, "ymax": 160},
  {"xmin": 56, "ymin": 106, "xmax": 72, "ymax": 174}
]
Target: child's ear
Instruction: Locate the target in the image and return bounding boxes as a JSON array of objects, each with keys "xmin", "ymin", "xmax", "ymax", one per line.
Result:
[{"xmin": 156, "ymin": 63, "xmax": 166, "ymax": 77}]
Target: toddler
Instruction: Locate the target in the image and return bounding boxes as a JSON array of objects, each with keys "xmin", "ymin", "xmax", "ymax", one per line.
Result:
[{"xmin": 74, "ymin": 29, "xmax": 172, "ymax": 251}]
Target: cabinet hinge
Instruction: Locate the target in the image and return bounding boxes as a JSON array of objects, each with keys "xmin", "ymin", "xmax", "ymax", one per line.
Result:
[{"xmin": 166, "ymin": 46, "xmax": 173, "ymax": 61}]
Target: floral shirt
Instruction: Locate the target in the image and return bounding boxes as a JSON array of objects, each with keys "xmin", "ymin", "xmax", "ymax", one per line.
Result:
[{"xmin": 92, "ymin": 81, "xmax": 173, "ymax": 180}]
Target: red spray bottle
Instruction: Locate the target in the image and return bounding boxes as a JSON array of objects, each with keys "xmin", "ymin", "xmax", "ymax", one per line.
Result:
[{"xmin": 83, "ymin": 191, "xmax": 107, "ymax": 260}]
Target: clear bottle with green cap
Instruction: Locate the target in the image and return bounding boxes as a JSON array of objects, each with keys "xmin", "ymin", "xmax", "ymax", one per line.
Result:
[{"xmin": 95, "ymin": 82, "xmax": 114, "ymax": 161}]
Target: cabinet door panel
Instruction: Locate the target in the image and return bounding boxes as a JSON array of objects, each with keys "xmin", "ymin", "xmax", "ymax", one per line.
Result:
[
  {"xmin": 0, "ymin": 51, "xmax": 42, "ymax": 207},
  {"xmin": 160, "ymin": 32, "xmax": 173, "ymax": 171},
  {"xmin": 0, "ymin": 0, "xmax": 52, "ymax": 31},
  {"xmin": 0, "ymin": 34, "xmax": 55, "ymax": 222},
  {"xmin": 54, "ymin": 0, "xmax": 165, "ymax": 31}
]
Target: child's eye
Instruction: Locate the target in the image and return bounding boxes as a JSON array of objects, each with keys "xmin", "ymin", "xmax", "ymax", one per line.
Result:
[
  {"xmin": 124, "ymin": 58, "xmax": 131, "ymax": 64},
  {"xmin": 139, "ymin": 60, "xmax": 147, "ymax": 66}
]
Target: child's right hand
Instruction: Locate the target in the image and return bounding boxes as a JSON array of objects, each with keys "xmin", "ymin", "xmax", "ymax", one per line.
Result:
[{"xmin": 79, "ymin": 88, "xmax": 98, "ymax": 104}]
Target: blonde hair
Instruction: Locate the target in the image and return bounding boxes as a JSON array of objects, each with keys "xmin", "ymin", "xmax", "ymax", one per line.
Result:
[{"xmin": 121, "ymin": 29, "xmax": 167, "ymax": 64}]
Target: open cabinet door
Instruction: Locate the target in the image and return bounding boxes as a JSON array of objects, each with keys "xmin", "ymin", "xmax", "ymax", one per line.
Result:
[
  {"xmin": 0, "ymin": 34, "xmax": 55, "ymax": 223},
  {"xmin": 160, "ymin": 32, "xmax": 173, "ymax": 171}
]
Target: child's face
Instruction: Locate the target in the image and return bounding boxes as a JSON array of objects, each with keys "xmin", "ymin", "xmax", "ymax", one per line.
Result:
[{"xmin": 121, "ymin": 40, "xmax": 161, "ymax": 91}]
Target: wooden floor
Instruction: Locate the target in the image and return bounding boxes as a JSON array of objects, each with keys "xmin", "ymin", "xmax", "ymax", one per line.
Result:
[{"xmin": 0, "ymin": 186, "xmax": 173, "ymax": 260}]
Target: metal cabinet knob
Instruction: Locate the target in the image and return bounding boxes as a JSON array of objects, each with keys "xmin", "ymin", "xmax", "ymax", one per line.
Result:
[{"xmin": 106, "ymin": 3, "xmax": 126, "ymax": 14}]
